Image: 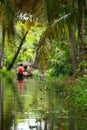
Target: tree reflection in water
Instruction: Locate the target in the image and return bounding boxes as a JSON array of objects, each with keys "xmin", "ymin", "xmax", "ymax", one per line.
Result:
[
  {"xmin": 0, "ymin": 76, "xmax": 87, "ymax": 130},
  {"xmin": 17, "ymin": 79, "xmax": 24, "ymax": 92}
]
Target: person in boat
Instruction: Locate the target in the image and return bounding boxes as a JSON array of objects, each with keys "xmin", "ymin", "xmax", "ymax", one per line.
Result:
[
  {"xmin": 27, "ymin": 65, "xmax": 33, "ymax": 77},
  {"xmin": 23, "ymin": 65, "xmax": 29, "ymax": 78},
  {"xmin": 17, "ymin": 63, "xmax": 24, "ymax": 80},
  {"xmin": 23, "ymin": 65, "xmax": 33, "ymax": 77}
]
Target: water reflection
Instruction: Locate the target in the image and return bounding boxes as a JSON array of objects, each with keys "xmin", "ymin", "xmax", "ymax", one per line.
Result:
[
  {"xmin": 17, "ymin": 80, "xmax": 24, "ymax": 92},
  {"xmin": 0, "ymin": 75, "xmax": 87, "ymax": 130}
]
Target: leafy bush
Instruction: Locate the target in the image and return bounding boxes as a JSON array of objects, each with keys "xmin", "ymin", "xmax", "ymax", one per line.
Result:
[
  {"xmin": 64, "ymin": 75, "xmax": 87, "ymax": 117},
  {"xmin": 48, "ymin": 63, "xmax": 73, "ymax": 76}
]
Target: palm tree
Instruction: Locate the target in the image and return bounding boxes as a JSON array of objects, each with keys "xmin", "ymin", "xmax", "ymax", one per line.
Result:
[
  {"xmin": 0, "ymin": 77, "xmax": 3, "ymax": 130},
  {"xmin": 7, "ymin": 0, "xmax": 44, "ymax": 70},
  {"xmin": 66, "ymin": 1, "xmax": 78, "ymax": 73},
  {"xmin": 77, "ymin": 0, "xmax": 84, "ymax": 73},
  {"xmin": 7, "ymin": 30, "xmax": 28, "ymax": 70},
  {"xmin": 0, "ymin": 0, "xmax": 43, "ymax": 69},
  {"xmin": 34, "ymin": 0, "xmax": 86, "ymax": 75},
  {"xmin": 34, "ymin": 0, "xmax": 78, "ymax": 73},
  {"xmin": 0, "ymin": 20, "xmax": 5, "ymax": 69},
  {"xmin": 0, "ymin": 0, "xmax": 86, "ymax": 74},
  {"xmin": 0, "ymin": 0, "xmax": 15, "ymax": 68}
]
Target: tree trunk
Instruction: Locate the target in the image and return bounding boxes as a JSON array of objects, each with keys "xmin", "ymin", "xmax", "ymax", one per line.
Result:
[
  {"xmin": 69, "ymin": 109, "xmax": 75, "ymax": 130},
  {"xmin": 68, "ymin": 24, "xmax": 78, "ymax": 73},
  {"xmin": 0, "ymin": 76, "xmax": 3, "ymax": 130},
  {"xmin": 7, "ymin": 30, "xmax": 28, "ymax": 71},
  {"xmin": 77, "ymin": 1, "xmax": 84, "ymax": 71},
  {"xmin": 0, "ymin": 21, "xmax": 5, "ymax": 69}
]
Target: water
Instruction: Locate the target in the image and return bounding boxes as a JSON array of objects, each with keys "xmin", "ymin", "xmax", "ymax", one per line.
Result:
[{"xmin": 0, "ymin": 75, "xmax": 87, "ymax": 130}]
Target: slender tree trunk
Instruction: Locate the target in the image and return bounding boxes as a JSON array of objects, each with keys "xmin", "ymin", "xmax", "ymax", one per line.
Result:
[
  {"xmin": 0, "ymin": 76, "xmax": 3, "ymax": 130},
  {"xmin": 0, "ymin": 21, "xmax": 5, "ymax": 69},
  {"xmin": 0, "ymin": 79, "xmax": 1, "ymax": 130},
  {"xmin": 68, "ymin": 24, "xmax": 78, "ymax": 73},
  {"xmin": 7, "ymin": 30, "xmax": 28, "ymax": 71},
  {"xmin": 69, "ymin": 109, "xmax": 75, "ymax": 130},
  {"xmin": 59, "ymin": 119, "xmax": 63, "ymax": 130},
  {"xmin": 77, "ymin": 1, "xmax": 84, "ymax": 71},
  {"xmin": 85, "ymin": 0, "xmax": 87, "ymax": 9}
]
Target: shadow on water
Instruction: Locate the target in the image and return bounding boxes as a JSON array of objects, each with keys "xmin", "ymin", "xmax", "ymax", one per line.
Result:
[{"xmin": 0, "ymin": 74, "xmax": 87, "ymax": 130}]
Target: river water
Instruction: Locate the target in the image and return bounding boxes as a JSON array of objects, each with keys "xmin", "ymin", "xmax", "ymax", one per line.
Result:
[{"xmin": 0, "ymin": 75, "xmax": 87, "ymax": 130}]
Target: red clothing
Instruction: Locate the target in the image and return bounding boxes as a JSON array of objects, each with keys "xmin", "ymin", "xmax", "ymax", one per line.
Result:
[
  {"xmin": 17, "ymin": 66, "xmax": 24, "ymax": 73},
  {"xmin": 17, "ymin": 80, "xmax": 24, "ymax": 91}
]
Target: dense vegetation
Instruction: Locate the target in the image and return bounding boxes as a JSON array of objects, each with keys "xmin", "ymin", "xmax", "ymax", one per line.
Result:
[
  {"xmin": 0, "ymin": 1, "xmax": 87, "ymax": 79},
  {"xmin": 0, "ymin": 0, "xmax": 87, "ymax": 74},
  {"xmin": 0, "ymin": 0, "xmax": 87, "ymax": 96},
  {"xmin": 0, "ymin": 1, "xmax": 87, "ymax": 128},
  {"xmin": 0, "ymin": 0, "xmax": 86, "ymax": 74}
]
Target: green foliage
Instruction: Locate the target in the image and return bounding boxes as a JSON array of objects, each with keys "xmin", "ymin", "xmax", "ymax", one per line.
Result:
[
  {"xmin": 52, "ymin": 75, "xmax": 87, "ymax": 118},
  {"xmin": 15, "ymin": 23, "xmax": 45, "ymax": 62},
  {"xmin": 63, "ymin": 75, "xmax": 87, "ymax": 117},
  {"xmin": 4, "ymin": 52, "xmax": 14, "ymax": 67},
  {"xmin": 3, "ymin": 21, "xmax": 45, "ymax": 65},
  {"xmin": 0, "ymin": 66, "xmax": 13, "ymax": 81},
  {"xmin": 47, "ymin": 39, "xmax": 72, "ymax": 76},
  {"xmin": 49, "ymin": 63, "xmax": 73, "ymax": 76},
  {"xmin": 76, "ymin": 61, "xmax": 87, "ymax": 75},
  {"xmin": 37, "ymin": 74, "xmax": 87, "ymax": 118}
]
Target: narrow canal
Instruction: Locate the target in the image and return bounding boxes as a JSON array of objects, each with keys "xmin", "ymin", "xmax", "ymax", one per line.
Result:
[{"xmin": 0, "ymin": 75, "xmax": 87, "ymax": 130}]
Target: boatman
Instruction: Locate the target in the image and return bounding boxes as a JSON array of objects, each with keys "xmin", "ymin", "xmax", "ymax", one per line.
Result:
[{"xmin": 17, "ymin": 63, "xmax": 24, "ymax": 80}]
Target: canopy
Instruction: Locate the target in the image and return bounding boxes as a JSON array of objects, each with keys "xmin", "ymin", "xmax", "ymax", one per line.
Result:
[{"xmin": 17, "ymin": 61, "xmax": 31, "ymax": 66}]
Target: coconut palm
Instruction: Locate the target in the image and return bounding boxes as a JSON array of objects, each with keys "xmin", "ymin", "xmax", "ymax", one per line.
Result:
[
  {"xmin": 0, "ymin": 0, "xmax": 15, "ymax": 68},
  {"xmin": 77, "ymin": 0, "xmax": 85, "ymax": 73},
  {"xmin": 34, "ymin": 0, "xmax": 86, "ymax": 74},
  {"xmin": 0, "ymin": 0, "xmax": 86, "ymax": 74},
  {"xmin": 0, "ymin": 0, "xmax": 44, "ymax": 69}
]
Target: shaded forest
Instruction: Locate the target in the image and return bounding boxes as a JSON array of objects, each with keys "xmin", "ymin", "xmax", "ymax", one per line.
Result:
[
  {"xmin": 0, "ymin": 0, "xmax": 87, "ymax": 77},
  {"xmin": 0, "ymin": 1, "xmax": 87, "ymax": 129}
]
